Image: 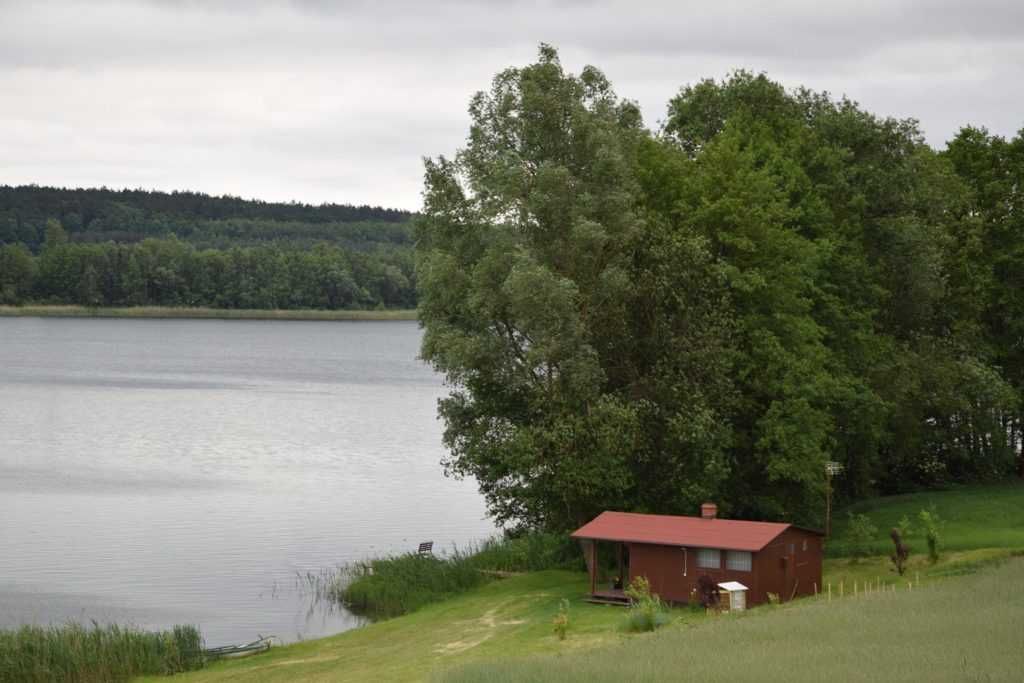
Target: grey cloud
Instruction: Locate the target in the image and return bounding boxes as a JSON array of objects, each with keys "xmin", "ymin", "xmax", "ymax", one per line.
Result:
[{"xmin": 1, "ymin": 0, "xmax": 1022, "ymax": 210}]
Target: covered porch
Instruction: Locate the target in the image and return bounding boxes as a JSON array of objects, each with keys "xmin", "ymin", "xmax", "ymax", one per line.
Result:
[{"xmin": 581, "ymin": 539, "xmax": 631, "ymax": 605}]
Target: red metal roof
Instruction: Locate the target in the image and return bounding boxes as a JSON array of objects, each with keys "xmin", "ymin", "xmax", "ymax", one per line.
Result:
[{"xmin": 570, "ymin": 511, "xmax": 794, "ymax": 552}]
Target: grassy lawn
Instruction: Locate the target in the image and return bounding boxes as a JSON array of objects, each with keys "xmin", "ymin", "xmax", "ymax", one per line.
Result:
[
  {"xmin": 137, "ymin": 572, "xmax": 700, "ymax": 683},
  {"xmin": 0, "ymin": 305, "xmax": 418, "ymax": 321},
  {"xmin": 828, "ymin": 481, "xmax": 1024, "ymax": 556},
  {"xmin": 442, "ymin": 556, "xmax": 1024, "ymax": 682}
]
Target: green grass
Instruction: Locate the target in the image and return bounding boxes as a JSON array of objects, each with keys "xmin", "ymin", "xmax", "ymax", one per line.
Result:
[
  {"xmin": 441, "ymin": 557, "xmax": 1024, "ymax": 683},
  {"xmin": 0, "ymin": 305, "xmax": 417, "ymax": 321},
  {"xmin": 0, "ymin": 622, "xmax": 203, "ymax": 683},
  {"xmin": 828, "ymin": 481, "xmax": 1024, "ymax": 557},
  {"xmin": 137, "ymin": 571, "xmax": 697, "ymax": 683}
]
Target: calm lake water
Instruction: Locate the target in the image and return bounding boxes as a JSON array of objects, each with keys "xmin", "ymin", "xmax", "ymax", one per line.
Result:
[{"xmin": 0, "ymin": 317, "xmax": 494, "ymax": 646}]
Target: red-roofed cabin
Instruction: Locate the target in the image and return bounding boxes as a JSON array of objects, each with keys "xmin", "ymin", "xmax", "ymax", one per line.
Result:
[{"xmin": 571, "ymin": 504, "xmax": 823, "ymax": 607}]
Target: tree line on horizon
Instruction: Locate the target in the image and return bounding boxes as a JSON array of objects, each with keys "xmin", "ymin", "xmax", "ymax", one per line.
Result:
[
  {"xmin": 416, "ymin": 46, "xmax": 1024, "ymax": 531},
  {"xmin": 0, "ymin": 185, "xmax": 417, "ymax": 310}
]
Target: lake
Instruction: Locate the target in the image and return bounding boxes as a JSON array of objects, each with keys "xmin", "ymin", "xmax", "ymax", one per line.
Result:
[{"xmin": 0, "ymin": 317, "xmax": 494, "ymax": 646}]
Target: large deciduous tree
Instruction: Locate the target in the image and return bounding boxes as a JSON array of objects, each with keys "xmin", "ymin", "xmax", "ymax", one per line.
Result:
[{"xmin": 416, "ymin": 46, "xmax": 734, "ymax": 530}]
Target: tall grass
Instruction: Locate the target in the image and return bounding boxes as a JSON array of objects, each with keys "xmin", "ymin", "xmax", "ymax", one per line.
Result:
[
  {"xmin": 333, "ymin": 532, "xmax": 582, "ymax": 619},
  {"xmin": 0, "ymin": 622, "xmax": 204, "ymax": 683},
  {"xmin": 439, "ymin": 557, "xmax": 1024, "ymax": 682}
]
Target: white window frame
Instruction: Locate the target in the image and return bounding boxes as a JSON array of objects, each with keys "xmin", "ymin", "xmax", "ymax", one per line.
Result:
[
  {"xmin": 725, "ymin": 550, "xmax": 752, "ymax": 572},
  {"xmin": 696, "ymin": 548, "xmax": 720, "ymax": 569}
]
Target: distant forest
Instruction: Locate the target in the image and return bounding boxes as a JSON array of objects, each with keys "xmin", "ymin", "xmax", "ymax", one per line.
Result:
[{"xmin": 0, "ymin": 185, "xmax": 417, "ymax": 309}]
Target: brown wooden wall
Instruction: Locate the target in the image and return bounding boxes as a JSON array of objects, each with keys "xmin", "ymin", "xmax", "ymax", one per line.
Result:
[{"xmin": 627, "ymin": 528, "xmax": 822, "ymax": 607}]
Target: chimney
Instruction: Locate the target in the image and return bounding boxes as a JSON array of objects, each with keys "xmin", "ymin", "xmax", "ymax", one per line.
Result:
[{"xmin": 700, "ymin": 502, "xmax": 718, "ymax": 520}]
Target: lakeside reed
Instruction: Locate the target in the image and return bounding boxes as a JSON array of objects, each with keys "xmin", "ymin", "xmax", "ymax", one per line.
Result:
[{"xmin": 0, "ymin": 622, "xmax": 204, "ymax": 683}]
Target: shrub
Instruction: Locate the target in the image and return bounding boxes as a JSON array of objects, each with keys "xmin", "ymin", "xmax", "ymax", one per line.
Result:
[
  {"xmin": 696, "ymin": 575, "xmax": 720, "ymax": 611},
  {"xmin": 845, "ymin": 512, "xmax": 879, "ymax": 561},
  {"xmin": 623, "ymin": 576, "xmax": 669, "ymax": 632},
  {"xmin": 918, "ymin": 505, "xmax": 943, "ymax": 564},
  {"xmin": 890, "ymin": 527, "xmax": 910, "ymax": 576},
  {"xmin": 552, "ymin": 599, "xmax": 570, "ymax": 641}
]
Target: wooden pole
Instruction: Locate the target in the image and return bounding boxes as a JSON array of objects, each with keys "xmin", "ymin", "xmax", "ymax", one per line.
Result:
[
  {"xmin": 840, "ymin": 581, "xmax": 844, "ymax": 597},
  {"xmin": 825, "ymin": 467, "xmax": 833, "ymax": 538},
  {"xmin": 589, "ymin": 542, "xmax": 597, "ymax": 596},
  {"xmin": 828, "ymin": 583, "xmax": 831, "ymax": 602}
]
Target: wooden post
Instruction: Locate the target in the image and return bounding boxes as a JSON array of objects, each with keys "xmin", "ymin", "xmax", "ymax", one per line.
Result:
[
  {"xmin": 617, "ymin": 543, "xmax": 624, "ymax": 588},
  {"xmin": 828, "ymin": 583, "xmax": 832, "ymax": 602},
  {"xmin": 590, "ymin": 542, "xmax": 597, "ymax": 595},
  {"xmin": 840, "ymin": 581, "xmax": 844, "ymax": 597}
]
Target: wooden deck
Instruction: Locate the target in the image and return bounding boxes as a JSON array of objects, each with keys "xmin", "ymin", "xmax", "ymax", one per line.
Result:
[{"xmin": 585, "ymin": 588, "xmax": 630, "ymax": 606}]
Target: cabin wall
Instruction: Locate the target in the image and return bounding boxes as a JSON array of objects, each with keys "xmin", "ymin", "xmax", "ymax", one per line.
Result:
[
  {"xmin": 627, "ymin": 529, "xmax": 823, "ymax": 606},
  {"xmin": 628, "ymin": 543, "xmax": 762, "ymax": 605}
]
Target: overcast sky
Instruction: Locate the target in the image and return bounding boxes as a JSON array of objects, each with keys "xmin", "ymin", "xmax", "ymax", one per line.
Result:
[{"xmin": 2, "ymin": 1, "xmax": 1022, "ymax": 211}]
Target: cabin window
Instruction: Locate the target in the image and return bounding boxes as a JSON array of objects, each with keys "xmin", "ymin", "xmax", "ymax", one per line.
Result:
[
  {"xmin": 725, "ymin": 551, "xmax": 752, "ymax": 572},
  {"xmin": 696, "ymin": 548, "xmax": 720, "ymax": 569}
]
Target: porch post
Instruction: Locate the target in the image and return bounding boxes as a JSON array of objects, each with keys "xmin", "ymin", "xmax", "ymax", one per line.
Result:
[
  {"xmin": 590, "ymin": 541, "xmax": 597, "ymax": 595},
  {"xmin": 617, "ymin": 543, "xmax": 623, "ymax": 586}
]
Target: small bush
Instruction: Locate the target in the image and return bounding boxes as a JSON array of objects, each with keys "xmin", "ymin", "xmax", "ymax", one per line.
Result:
[
  {"xmin": 552, "ymin": 599, "xmax": 570, "ymax": 641},
  {"xmin": 697, "ymin": 575, "xmax": 720, "ymax": 610},
  {"xmin": 623, "ymin": 577, "xmax": 669, "ymax": 632},
  {"xmin": 918, "ymin": 505, "xmax": 943, "ymax": 564},
  {"xmin": 845, "ymin": 512, "xmax": 879, "ymax": 561},
  {"xmin": 890, "ymin": 527, "xmax": 910, "ymax": 576},
  {"xmin": 0, "ymin": 622, "xmax": 204, "ymax": 683}
]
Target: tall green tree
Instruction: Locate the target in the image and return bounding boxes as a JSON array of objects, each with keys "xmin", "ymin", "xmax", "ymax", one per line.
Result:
[{"xmin": 417, "ymin": 46, "xmax": 734, "ymax": 530}]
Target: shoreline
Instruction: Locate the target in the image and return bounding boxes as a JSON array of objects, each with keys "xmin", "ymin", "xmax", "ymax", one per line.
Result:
[{"xmin": 0, "ymin": 305, "xmax": 418, "ymax": 321}]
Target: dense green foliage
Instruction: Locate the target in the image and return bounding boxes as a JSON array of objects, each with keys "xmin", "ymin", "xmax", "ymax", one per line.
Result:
[
  {"xmin": 0, "ymin": 622, "xmax": 203, "ymax": 683},
  {"xmin": 0, "ymin": 186, "xmax": 416, "ymax": 309},
  {"xmin": 335, "ymin": 533, "xmax": 581, "ymax": 618},
  {"xmin": 0, "ymin": 185, "xmax": 411, "ymax": 251},
  {"xmin": 0, "ymin": 226, "xmax": 414, "ymax": 310},
  {"xmin": 417, "ymin": 45, "xmax": 1023, "ymax": 531}
]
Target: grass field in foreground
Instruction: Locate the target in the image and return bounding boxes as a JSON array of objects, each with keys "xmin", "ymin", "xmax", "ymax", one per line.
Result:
[
  {"xmin": 442, "ymin": 557, "xmax": 1024, "ymax": 683},
  {"xmin": 0, "ymin": 305, "xmax": 417, "ymax": 321},
  {"xmin": 138, "ymin": 571, "xmax": 697, "ymax": 683},
  {"xmin": 138, "ymin": 547, "xmax": 1022, "ymax": 683},
  {"xmin": 828, "ymin": 481, "xmax": 1024, "ymax": 557}
]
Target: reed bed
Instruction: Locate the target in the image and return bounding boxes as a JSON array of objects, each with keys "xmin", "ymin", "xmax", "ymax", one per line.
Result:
[
  {"xmin": 331, "ymin": 533, "xmax": 582, "ymax": 619},
  {"xmin": 0, "ymin": 622, "xmax": 204, "ymax": 683}
]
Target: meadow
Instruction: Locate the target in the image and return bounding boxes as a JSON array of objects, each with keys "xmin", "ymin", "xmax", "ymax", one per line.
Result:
[
  {"xmin": 442, "ymin": 556, "xmax": 1024, "ymax": 682},
  {"xmin": 138, "ymin": 483, "xmax": 1024, "ymax": 682}
]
